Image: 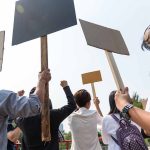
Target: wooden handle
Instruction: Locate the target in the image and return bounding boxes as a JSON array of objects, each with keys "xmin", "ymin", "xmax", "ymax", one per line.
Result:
[
  {"xmin": 41, "ymin": 35, "xmax": 51, "ymax": 141},
  {"xmin": 91, "ymin": 83, "xmax": 96, "ymax": 98},
  {"xmin": 105, "ymin": 51, "xmax": 124, "ymax": 90}
]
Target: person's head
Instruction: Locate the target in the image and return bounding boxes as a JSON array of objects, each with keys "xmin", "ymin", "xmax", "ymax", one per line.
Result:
[
  {"xmin": 74, "ymin": 89, "xmax": 91, "ymax": 109},
  {"xmin": 141, "ymin": 25, "xmax": 150, "ymax": 51},
  {"xmin": 29, "ymin": 87, "xmax": 36, "ymax": 95},
  {"xmin": 108, "ymin": 90, "xmax": 121, "ymax": 114},
  {"xmin": 29, "ymin": 87, "xmax": 53, "ymax": 109}
]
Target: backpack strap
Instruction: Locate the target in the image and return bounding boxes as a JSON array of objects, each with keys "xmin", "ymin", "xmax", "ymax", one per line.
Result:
[
  {"xmin": 110, "ymin": 135, "xmax": 119, "ymax": 145},
  {"xmin": 111, "ymin": 114, "xmax": 120, "ymax": 123},
  {"xmin": 110, "ymin": 114, "xmax": 120, "ymax": 146}
]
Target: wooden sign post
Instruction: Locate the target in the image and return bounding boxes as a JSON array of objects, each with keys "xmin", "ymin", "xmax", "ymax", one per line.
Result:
[
  {"xmin": 12, "ymin": 0, "xmax": 77, "ymax": 141},
  {"xmin": 82, "ymin": 70, "xmax": 103, "ymax": 116},
  {"xmin": 79, "ymin": 19, "xmax": 129, "ymax": 90},
  {"xmin": 0, "ymin": 31, "xmax": 5, "ymax": 72},
  {"xmin": 41, "ymin": 35, "xmax": 51, "ymax": 141},
  {"xmin": 105, "ymin": 51, "xmax": 124, "ymax": 90}
]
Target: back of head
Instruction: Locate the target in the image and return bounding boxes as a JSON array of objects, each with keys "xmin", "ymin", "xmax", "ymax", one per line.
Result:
[
  {"xmin": 29, "ymin": 87, "xmax": 53, "ymax": 109},
  {"xmin": 74, "ymin": 89, "xmax": 91, "ymax": 108},
  {"xmin": 29, "ymin": 87, "xmax": 36, "ymax": 95},
  {"xmin": 109, "ymin": 90, "xmax": 120, "ymax": 114}
]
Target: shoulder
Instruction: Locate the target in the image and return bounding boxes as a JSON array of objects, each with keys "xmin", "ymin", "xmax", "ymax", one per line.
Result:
[
  {"xmin": 103, "ymin": 115, "xmax": 113, "ymax": 122},
  {"xmin": 0, "ymin": 90, "xmax": 15, "ymax": 97},
  {"xmin": 103, "ymin": 114, "xmax": 120, "ymax": 124}
]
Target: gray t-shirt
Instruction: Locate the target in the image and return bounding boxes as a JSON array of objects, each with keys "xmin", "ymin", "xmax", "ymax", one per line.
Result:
[{"xmin": 0, "ymin": 90, "xmax": 41, "ymax": 150}]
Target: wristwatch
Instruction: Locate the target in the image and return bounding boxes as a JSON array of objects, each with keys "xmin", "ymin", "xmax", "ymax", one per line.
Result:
[{"xmin": 121, "ymin": 104, "xmax": 134, "ymax": 120}]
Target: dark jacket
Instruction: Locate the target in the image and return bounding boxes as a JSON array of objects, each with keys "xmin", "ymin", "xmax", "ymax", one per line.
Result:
[{"xmin": 17, "ymin": 86, "xmax": 76, "ymax": 150}]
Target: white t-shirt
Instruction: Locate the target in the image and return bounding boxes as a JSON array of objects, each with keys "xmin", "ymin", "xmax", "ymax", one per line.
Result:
[
  {"xmin": 68, "ymin": 107, "xmax": 103, "ymax": 150},
  {"xmin": 102, "ymin": 114, "xmax": 141, "ymax": 150}
]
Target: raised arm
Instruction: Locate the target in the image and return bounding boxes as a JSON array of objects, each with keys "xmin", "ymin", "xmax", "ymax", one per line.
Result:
[
  {"xmin": 93, "ymin": 97, "xmax": 103, "ymax": 116},
  {"xmin": 114, "ymin": 88, "xmax": 150, "ymax": 131},
  {"xmin": 51, "ymin": 80, "xmax": 77, "ymax": 123},
  {"xmin": 0, "ymin": 69, "xmax": 51, "ymax": 118},
  {"xmin": 34, "ymin": 69, "xmax": 51, "ymax": 101}
]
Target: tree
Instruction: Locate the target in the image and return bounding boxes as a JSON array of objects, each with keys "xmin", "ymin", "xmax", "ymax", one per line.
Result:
[{"xmin": 132, "ymin": 92, "xmax": 143, "ymax": 109}]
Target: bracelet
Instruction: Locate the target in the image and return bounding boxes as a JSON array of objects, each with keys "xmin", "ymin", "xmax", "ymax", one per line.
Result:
[{"xmin": 122, "ymin": 104, "xmax": 134, "ymax": 120}]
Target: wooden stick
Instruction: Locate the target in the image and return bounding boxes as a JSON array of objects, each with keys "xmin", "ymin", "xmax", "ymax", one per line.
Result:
[
  {"xmin": 91, "ymin": 83, "xmax": 96, "ymax": 98},
  {"xmin": 105, "ymin": 51, "xmax": 124, "ymax": 90},
  {"xmin": 91, "ymin": 83, "xmax": 103, "ymax": 116},
  {"xmin": 41, "ymin": 35, "xmax": 51, "ymax": 141}
]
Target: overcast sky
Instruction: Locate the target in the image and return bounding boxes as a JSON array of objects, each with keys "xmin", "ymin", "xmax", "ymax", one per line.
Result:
[{"xmin": 0, "ymin": 0, "xmax": 150, "ymax": 131}]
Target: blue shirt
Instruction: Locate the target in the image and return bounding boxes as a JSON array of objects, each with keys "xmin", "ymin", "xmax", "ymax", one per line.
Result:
[{"xmin": 0, "ymin": 90, "xmax": 41, "ymax": 150}]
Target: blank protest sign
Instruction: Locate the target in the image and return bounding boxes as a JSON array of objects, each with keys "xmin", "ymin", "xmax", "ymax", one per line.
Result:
[
  {"xmin": 12, "ymin": 0, "xmax": 77, "ymax": 45},
  {"xmin": 79, "ymin": 19, "xmax": 129, "ymax": 55},
  {"xmin": 82, "ymin": 70, "xmax": 102, "ymax": 84}
]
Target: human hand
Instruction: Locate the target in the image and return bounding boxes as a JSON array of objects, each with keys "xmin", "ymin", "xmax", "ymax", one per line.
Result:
[
  {"xmin": 7, "ymin": 127, "xmax": 22, "ymax": 143},
  {"xmin": 17, "ymin": 90, "xmax": 25, "ymax": 96},
  {"xmin": 38, "ymin": 69, "xmax": 51, "ymax": 83},
  {"xmin": 114, "ymin": 87, "xmax": 131, "ymax": 111},
  {"xmin": 93, "ymin": 97, "xmax": 100, "ymax": 106},
  {"xmin": 60, "ymin": 80, "xmax": 68, "ymax": 88}
]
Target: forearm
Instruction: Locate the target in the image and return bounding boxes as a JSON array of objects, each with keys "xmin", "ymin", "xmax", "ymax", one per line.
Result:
[
  {"xmin": 63, "ymin": 86, "xmax": 76, "ymax": 110},
  {"xmin": 35, "ymin": 80, "xmax": 46, "ymax": 102},
  {"xmin": 95, "ymin": 104, "xmax": 103, "ymax": 116},
  {"xmin": 53, "ymin": 86, "xmax": 76, "ymax": 123},
  {"xmin": 129, "ymin": 107, "xmax": 150, "ymax": 130}
]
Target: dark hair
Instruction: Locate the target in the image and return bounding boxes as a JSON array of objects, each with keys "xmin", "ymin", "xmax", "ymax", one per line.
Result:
[
  {"xmin": 141, "ymin": 25, "xmax": 150, "ymax": 51},
  {"xmin": 29, "ymin": 87, "xmax": 36, "ymax": 95},
  {"xmin": 74, "ymin": 89, "xmax": 91, "ymax": 108},
  {"xmin": 108, "ymin": 90, "xmax": 120, "ymax": 114},
  {"xmin": 29, "ymin": 87, "xmax": 53, "ymax": 109}
]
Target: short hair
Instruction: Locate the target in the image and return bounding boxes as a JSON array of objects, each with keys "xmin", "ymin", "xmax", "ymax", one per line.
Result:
[
  {"xmin": 29, "ymin": 87, "xmax": 36, "ymax": 95},
  {"xmin": 74, "ymin": 89, "xmax": 91, "ymax": 107},
  {"xmin": 29, "ymin": 87, "xmax": 53, "ymax": 109}
]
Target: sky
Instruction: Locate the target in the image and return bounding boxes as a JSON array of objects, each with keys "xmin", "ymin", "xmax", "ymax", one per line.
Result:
[{"xmin": 0, "ymin": 0, "xmax": 150, "ymax": 131}]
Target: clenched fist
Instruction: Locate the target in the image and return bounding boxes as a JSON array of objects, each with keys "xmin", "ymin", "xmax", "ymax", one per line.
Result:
[{"xmin": 60, "ymin": 80, "xmax": 68, "ymax": 88}]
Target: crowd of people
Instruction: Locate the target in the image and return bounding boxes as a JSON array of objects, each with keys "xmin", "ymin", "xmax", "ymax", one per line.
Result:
[
  {"xmin": 0, "ymin": 24, "xmax": 150, "ymax": 150},
  {"xmin": 0, "ymin": 70, "xmax": 150, "ymax": 150}
]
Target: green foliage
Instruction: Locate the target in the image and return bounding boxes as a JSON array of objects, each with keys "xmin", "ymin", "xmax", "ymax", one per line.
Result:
[
  {"xmin": 98, "ymin": 131, "xmax": 107, "ymax": 146},
  {"xmin": 145, "ymin": 138, "xmax": 150, "ymax": 147},
  {"xmin": 59, "ymin": 132, "xmax": 72, "ymax": 149},
  {"xmin": 63, "ymin": 131, "xmax": 72, "ymax": 140},
  {"xmin": 132, "ymin": 92, "xmax": 143, "ymax": 109}
]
